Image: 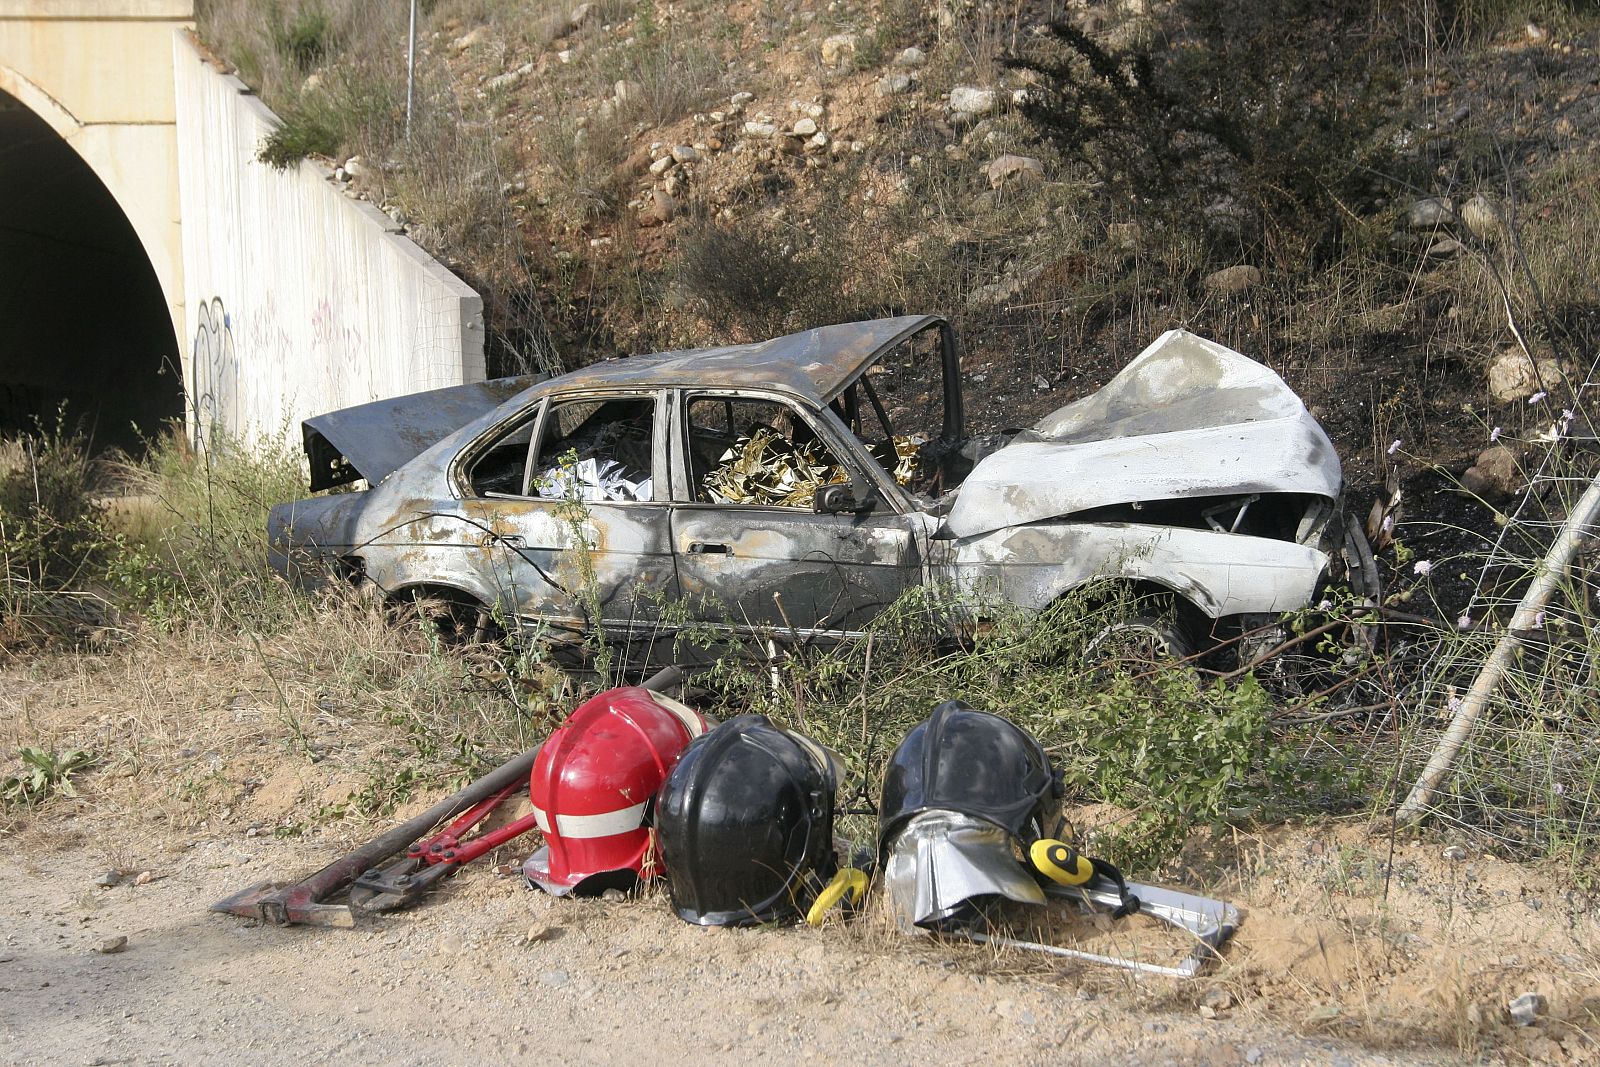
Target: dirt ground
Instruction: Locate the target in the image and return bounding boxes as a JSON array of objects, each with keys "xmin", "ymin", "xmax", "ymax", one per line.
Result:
[{"xmin": 3, "ymin": 800, "xmax": 1596, "ymax": 1065}]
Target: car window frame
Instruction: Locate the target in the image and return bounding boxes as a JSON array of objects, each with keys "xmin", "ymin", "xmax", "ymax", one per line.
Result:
[
  {"xmin": 523, "ymin": 387, "xmax": 671, "ymax": 505},
  {"xmin": 670, "ymin": 386, "xmax": 910, "ymax": 514}
]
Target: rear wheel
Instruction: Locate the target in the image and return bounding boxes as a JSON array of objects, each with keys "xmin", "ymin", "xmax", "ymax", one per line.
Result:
[{"xmin": 388, "ymin": 588, "xmax": 501, "ymax": 649}]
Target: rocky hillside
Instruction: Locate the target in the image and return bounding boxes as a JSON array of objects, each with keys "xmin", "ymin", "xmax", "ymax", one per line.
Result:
[{"xmin": 201, "ymin": 0, "xmax": 1600, "ymax": 611}]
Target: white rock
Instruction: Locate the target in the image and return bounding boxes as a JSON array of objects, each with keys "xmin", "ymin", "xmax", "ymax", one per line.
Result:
[
  {"xmin": 793, "ymin": 117, "xmax": 818, "ymax": 136},
  {"xmin": 986, "ymin": 154, "xmax": 1043, "ymax": 188},
  {"xmin": 1407, "ymin": 196, "xmax": 1455, "ymax": 230},
  {"xmin": 949, "ymin": 86, "xmax": 998, "ymax": 115},
  {"xmin": 568, "ymin": 2, "xmax": 594, "ymax": 29},
  {"xmin": 809, "ymin": 132, "xmax": 829, "ymax": 148},
  {"xmin": 877, "ymin": 73, "xmax": 914, "ymax": 96},
  {"xmin": 344, "ymin": 156, "xmax": 364, "ymax": 177},
  {"xmin": 648, "ymin": 155, "xmax": 675, "ymax": 175},
  {"xmin": 671, "ymin": 144, "xmax": 699, "ymax": 163},
  {"xmin": 557, "ymin": 49, "xmax": 573, "ymax": 63},
  {"xmin": 894, "ymin": 46, "xmax": 926, "ymax": 66},
  {"xmin": 744, "ymin": 121, "xmax": 778, "ymax": 137},
  {"xmin": 801, "ymin": 102, "xmax": 826, "ymax": 119},
  {"xmin": 1486, "ymin": 348, "xmax": 1555, "ymax": 403},
  {"xmin": 1202, "ymin": 264, "xmax": 1263, "ymax": 295},
  {"xmin": 333, "ymin": 166, "xmax": 349, "ymax": 182},
  {"xmin": 451, "ymin": 26, "xmax": 489, "ymax": 51},
  {"xmin": 821, "ymin": 33, "xmax": 858, "ymax": 66},
  {"xmin": 485, "ymin": 69, "xmax": 524, "ymax": 92},
  {"xmin": 730, "ymin": 91, "xmax": 754, "ymax": 106},
  {"xmin": 1461, "ymin": 194, "xmax": 1505, "ymax": 240}
]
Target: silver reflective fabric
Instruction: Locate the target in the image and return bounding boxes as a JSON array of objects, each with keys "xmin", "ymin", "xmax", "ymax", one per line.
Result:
[
  {"xmin": 883, "ymin": 810, "xmax": 1045, "ymax": 930},
  {"xmin": 521, "ymin": 846, "xmax": 575, "ymax": 897},
  {"xmin": 535, "ymin": 456, "xmax": 653, "ymax": 503}
]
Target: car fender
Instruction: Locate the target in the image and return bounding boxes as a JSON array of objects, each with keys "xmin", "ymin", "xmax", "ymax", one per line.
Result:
[{"xmin": 947, "ymin": 522, "xmax": 1330, "ymax": 619}]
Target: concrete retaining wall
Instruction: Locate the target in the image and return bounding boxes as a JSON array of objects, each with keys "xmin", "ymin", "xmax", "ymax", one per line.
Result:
[{"xmin": 172, "ymin": 31, "xmax": 484, "ymax": 444}]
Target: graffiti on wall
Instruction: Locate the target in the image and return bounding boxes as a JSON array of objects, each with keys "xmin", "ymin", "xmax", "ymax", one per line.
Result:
[{"xmin": 191, "ymin": 296, "xmax": 237, "ymax": 447}]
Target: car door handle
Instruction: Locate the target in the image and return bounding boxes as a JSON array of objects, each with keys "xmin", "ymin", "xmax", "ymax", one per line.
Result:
[{"xmin": 688, "ymin": 541, "xmax": 731, "ymax": 555}]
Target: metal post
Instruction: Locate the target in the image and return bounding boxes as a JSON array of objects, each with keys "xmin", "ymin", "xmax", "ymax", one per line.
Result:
[{"xmin": 405, "ymin": 0, "xmax": 417, "ymax": 144}]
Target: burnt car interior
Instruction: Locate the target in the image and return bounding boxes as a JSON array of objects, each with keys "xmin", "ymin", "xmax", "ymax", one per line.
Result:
[
  {"xmin": 686, "ymin": 396, "xmax": 851, "ymax": 509},
  {"xmin": 467, "ymin": 397, "xmax": 656, "ymax": 502},
  {"xmin": 531, "ymin": 397, "xmax": 655, "ymax": 502}
]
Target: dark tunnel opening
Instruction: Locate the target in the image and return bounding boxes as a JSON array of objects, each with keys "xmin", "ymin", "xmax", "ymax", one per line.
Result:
[{"xmin": 0, "ymin": 89, "xmax": 183, "ymax": 453}]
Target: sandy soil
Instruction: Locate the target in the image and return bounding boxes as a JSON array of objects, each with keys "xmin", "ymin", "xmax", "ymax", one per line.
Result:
[{"xmin": 2, "ymin": 806, "xmax": 1595, "ymax": 1066}]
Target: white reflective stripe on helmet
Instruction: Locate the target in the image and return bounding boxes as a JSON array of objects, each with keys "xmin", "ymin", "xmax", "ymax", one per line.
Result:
[
  {"xmin": 646, "ymin": 690, "xmax": 706, "ymax": 738},
  {"xmin": 533, "ymin": 806, "xmax": 552, "ymax": 834},
  {"xmin": 545, "ymin": 800, "xmax": 649, "ymax": 840}
]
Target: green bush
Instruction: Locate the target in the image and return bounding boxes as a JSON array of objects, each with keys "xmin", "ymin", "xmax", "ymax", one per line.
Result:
[
  {"xmin": 1008, "ymin": 0, "xmax": 1412, "ymax": 269},
  {"xmin": 0, "ymin": 425, "xmax": 108, "ymax": 591},
  {"xmin": 695, "ymin": 584, "xmax": 1354, "ymax": 872},
  {"xmin": 103, "ymin": 431, "xmax": 307, "ymax": 625}
]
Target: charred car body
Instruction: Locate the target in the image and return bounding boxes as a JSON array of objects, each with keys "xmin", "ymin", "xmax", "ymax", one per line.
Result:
[{"xmin": 270, "ymin": 316, "xmax": 1374, "ymax": 658}]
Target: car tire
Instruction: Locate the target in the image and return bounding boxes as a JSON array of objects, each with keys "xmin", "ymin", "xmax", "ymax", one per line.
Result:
[
  {"xmin": 1083, "ymin": 614, "xmax": 1196, "ymax": 669},
  {"xmin": 388, "ymin": 588, "xmax": 500, "ymax": 649}
]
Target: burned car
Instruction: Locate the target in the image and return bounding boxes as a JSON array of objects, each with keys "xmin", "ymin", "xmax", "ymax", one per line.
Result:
[{"xmin": 270, "ymin": 316, "xmax": 1374, "ymax": 658}]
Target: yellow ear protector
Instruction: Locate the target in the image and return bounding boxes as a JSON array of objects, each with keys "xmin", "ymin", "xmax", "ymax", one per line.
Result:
[
  {"xmin": 1030, "ymin": 839, "xmax": 1095, "ymax": 886},
  {"xmin": 805, "ymin": 867, "xmax": 870, "ymax": 926}
]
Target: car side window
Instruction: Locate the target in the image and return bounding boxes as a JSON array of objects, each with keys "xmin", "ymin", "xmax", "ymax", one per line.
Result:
[
  {"xmin": 530, "ymin": 396, "xmax": 656, "ymax": 503},
  {"xmin": 467, "ymin": 406, "xmax": 539, "ymax": 497},
  {"xmin": 685, "ymin": 395, "xmax": 851, "ymax": 509}
]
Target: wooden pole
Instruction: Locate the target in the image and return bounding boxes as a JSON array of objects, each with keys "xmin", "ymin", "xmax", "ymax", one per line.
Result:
[{"xmin": 1395, "ymin": 472, "xmax": 1600, "ymax": 826}]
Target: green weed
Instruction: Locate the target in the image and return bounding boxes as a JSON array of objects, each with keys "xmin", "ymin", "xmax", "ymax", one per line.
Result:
[{"xmin": 2, "ymin": 747, "xmax": 98, "ymax": 808}]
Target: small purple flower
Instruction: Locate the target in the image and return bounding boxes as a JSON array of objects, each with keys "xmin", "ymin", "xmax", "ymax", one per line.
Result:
[
  {"xmin": 1413, "ymin": 559, "xmax": 1432, "ymax": 576},
  {"xmin": 1387, "ymin": 439, "xmax": 1402, "ymax": 455},
  {"xmin": 1447, "ymin": 695, "xmax": 1463, "ymax": 713},
  {"xmin": 1562, "ymin": 408, "xmax": 1575, "ymax": 423},
  {"xmin": 1532, "ymin": 610, "xmax": 1546, "ymax": 629},
  {"xmin": 1456, "ymin": 613, "xmax": 1473, "ymax": 630},
  {"xmin": 1554, "ymin": 782, "xmax": 1566, "ymax": 797},
  {"xmin": 1490, "ymin": 426, "xmax": 1502, "ymax": 442},
  {"xmin": 1382, "ymin": 515, "xmax": 1395, "ymax": 535},
  {"xmin": 1529, "ymin": 391, "xmax": 1547, "ymax": 404},
  {"xmin": 1317, "ymin": 599, "xmax": 1332, "ymax": 611}
]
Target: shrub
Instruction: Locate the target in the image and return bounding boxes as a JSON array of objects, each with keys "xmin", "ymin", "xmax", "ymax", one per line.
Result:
[
  {"xmin": 694, "ymin": 583, "xmax": 1352, "ymax": 872},
  {"xmin": 1008, "ymin": 0, "xmax": 1412, "ymax": 269},
  {"xmin": 0, "ymin": 425, "xmax": 107, "ymax": 591}
]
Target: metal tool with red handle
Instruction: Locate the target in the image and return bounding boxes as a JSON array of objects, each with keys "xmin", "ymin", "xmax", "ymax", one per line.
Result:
[{"xmin": 211, "ymin": 666, "xmax": 687, "ymax": 927}]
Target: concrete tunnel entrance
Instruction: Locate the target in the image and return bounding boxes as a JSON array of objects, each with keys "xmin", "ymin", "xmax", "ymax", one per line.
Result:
[{"xmin": 0, "ymin": 89, "xmax": 182, "ymax": 453}]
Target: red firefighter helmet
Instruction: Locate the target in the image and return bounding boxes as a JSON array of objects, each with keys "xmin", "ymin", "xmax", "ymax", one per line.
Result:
[{"xmin": 522, "ymin": 686, "xmax": 708, "ymax": 896}]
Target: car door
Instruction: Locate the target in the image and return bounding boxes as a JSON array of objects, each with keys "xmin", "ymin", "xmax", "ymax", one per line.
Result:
[
  {"xmin": 668, "ymin": 389, "xmax": 923, "ymax": 643},
  {"xmin": 457, "ymin": 389, "xmax": 679, "ymax": 652}
]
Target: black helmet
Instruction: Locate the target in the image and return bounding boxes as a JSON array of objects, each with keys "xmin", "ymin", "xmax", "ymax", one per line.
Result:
[
  {"xmin": 879, "ymin": 700, "xmax": 1059, "ymax": 857},
  {"xmin": 654, "ymin": 714, "xmax": 840, "ymax": 927}
]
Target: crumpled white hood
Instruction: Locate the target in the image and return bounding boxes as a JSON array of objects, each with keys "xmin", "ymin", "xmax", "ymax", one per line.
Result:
[{"xmin": 944, "ymin": 331, "xmax": 1341, "ymax": 539}]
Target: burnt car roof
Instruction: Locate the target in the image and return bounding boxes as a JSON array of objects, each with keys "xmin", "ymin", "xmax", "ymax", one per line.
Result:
[{"xmin": 545, "ymin": 315, "xmax": 941, "ymax": 403}]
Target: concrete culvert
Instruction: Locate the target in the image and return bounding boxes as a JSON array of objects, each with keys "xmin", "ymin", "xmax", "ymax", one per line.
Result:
[{"xmin": 0, "ymin": 89, "xmax": 182, "ymax": 451}]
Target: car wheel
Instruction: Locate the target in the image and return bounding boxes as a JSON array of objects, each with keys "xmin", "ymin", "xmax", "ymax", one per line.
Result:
[
  {"xmin": 389, "ymin": 589, "xmax": 501, "ymax": 649},
  {"xmin": 1083, "ymin": 614, "xmax": 1196, "ymax": 669}
]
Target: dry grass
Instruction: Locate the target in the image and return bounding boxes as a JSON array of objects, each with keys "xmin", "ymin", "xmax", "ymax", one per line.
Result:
[{"xmin": 0, "ymin": 589, "xmax": 562, "ymax": 840}]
